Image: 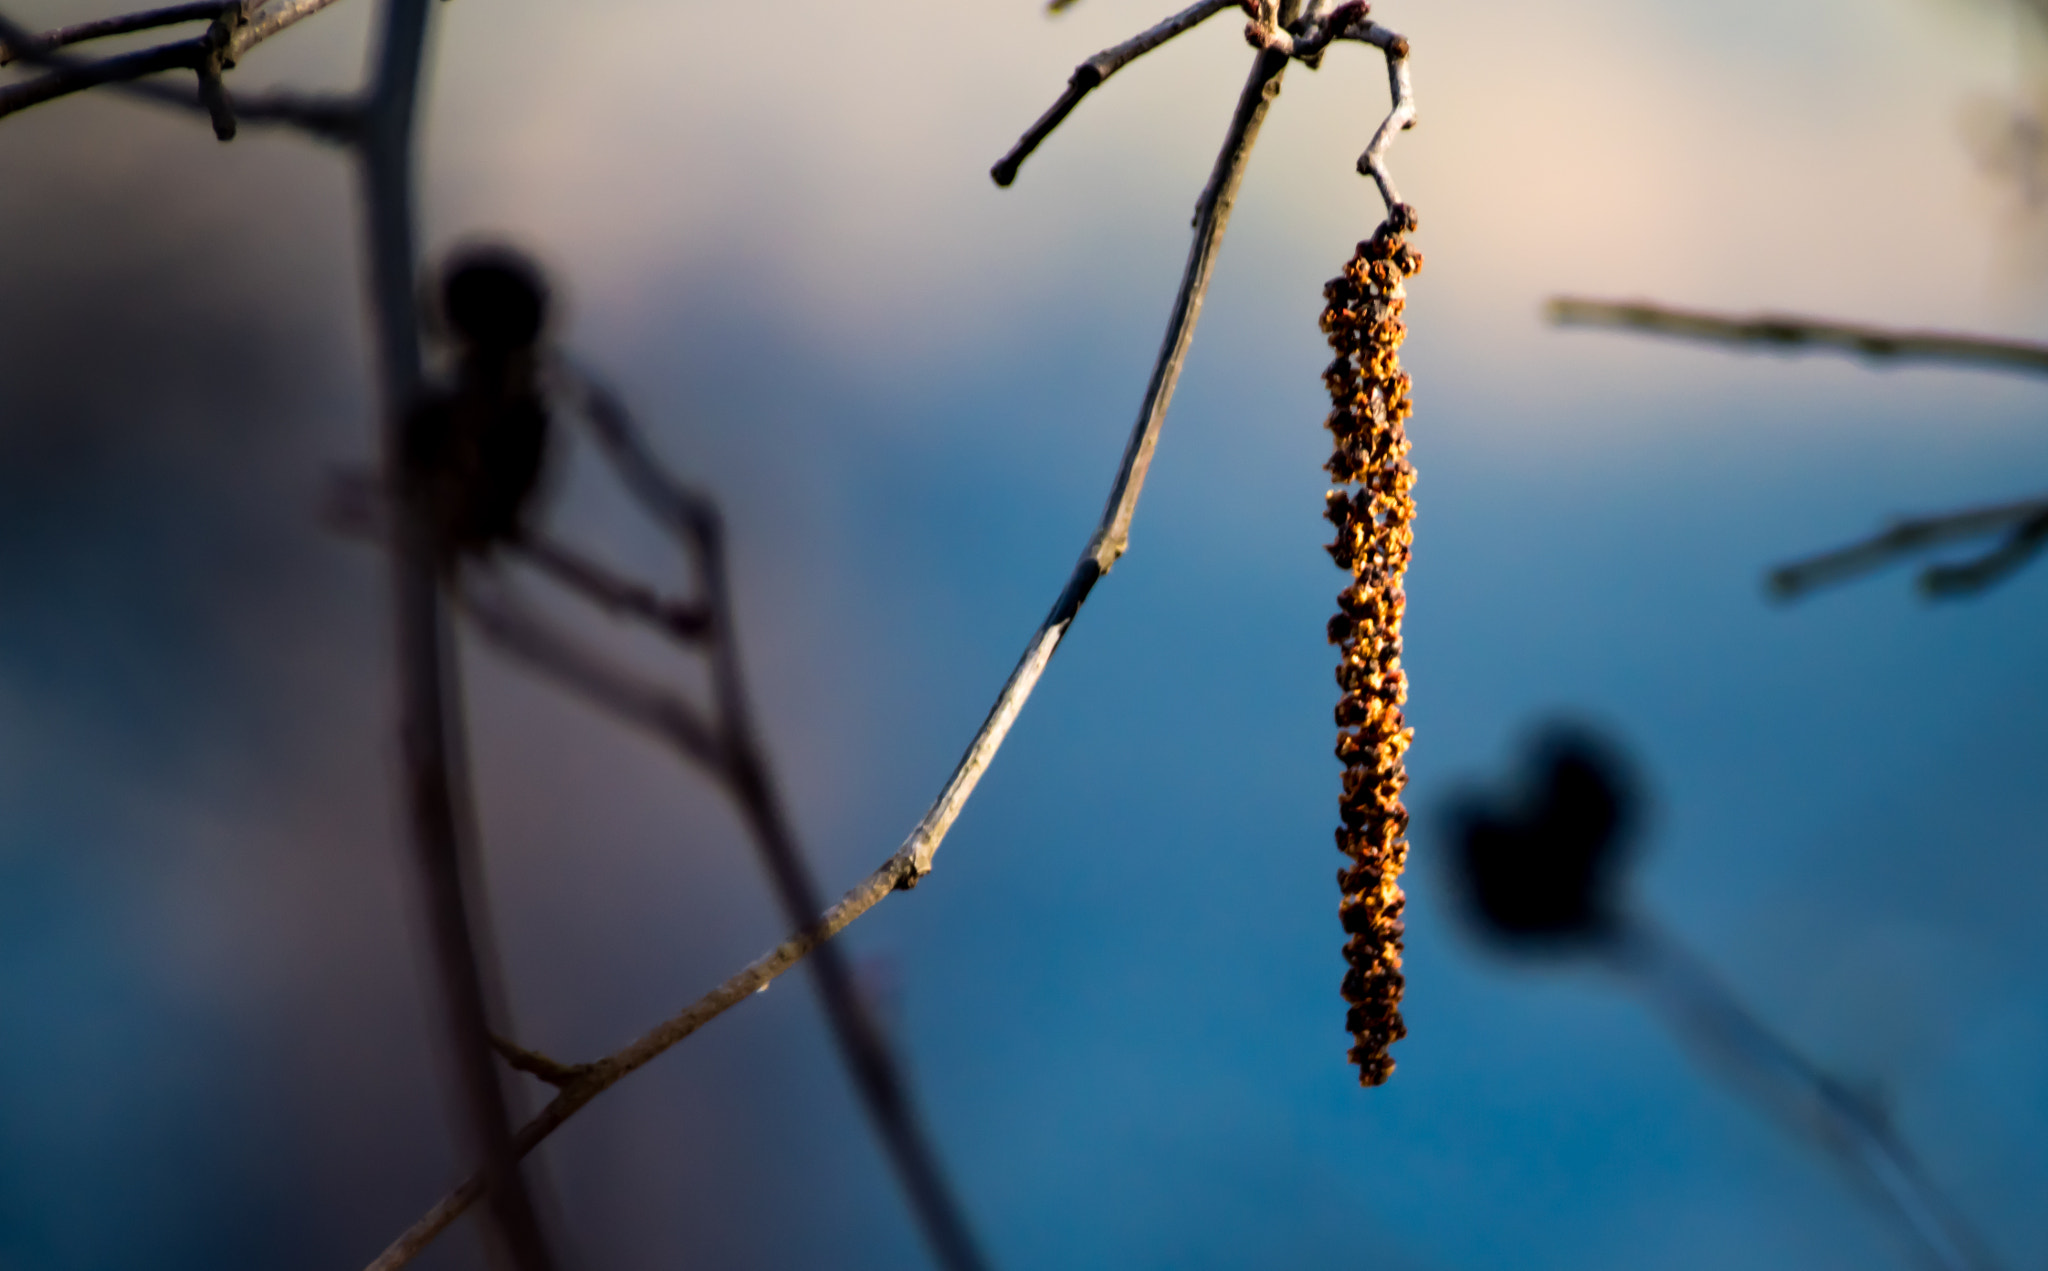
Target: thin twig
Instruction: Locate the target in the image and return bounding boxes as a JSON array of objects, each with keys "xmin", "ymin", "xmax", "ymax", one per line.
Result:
[
  {"xmin": 1550, "ymin": 298, "xmax": 2048, "ymax": 378},
  {"xmin": 1767, "ymin": 495, "xmax": 2048, "ymax": 600},
  {"xmin": 357, "ymin": 0, "xmax": 557, "ymax": 1266},
  {"xmin": 513, "ymin": 534, "xmax": 711, "ymax": 641},
  {"xmin": 0, "ymin": 0, "xmax": 224, "ymax": 64},
  {"xmin": 490, "ymin": 1035, "xmax": 593, "ymax": 1088},
  {"xmin": 990, "ymin": 0, "xmax": 1236, "ymax": 187},
  {"xmin": 1341, "ymin": 22, "xmax": 1411, "ymax": 209},
  {"xmin": 459, "ymin": 578, "xmax": 722, "ymax": 769},
  {"xmin": 0, "ymin": 0, "xmax": 354, "ymax": 127},
  {"xmin": 561, "ymin": 373, "xmax": 994, "ymax": 1271},
  {"xmin": 1608, "ymin": 921, "xmax": 1999, "ymax": 1271},
  {"xmin": 1920, "ymin": 508, "xmax": 2048, "ymax": 597},
  {"xmin": 369, "ymin": 36, "xmax": 1300, "ymax": 1271},
  {"xmin": 0, "ymin": 32, "xmax": 205, "ymax": 119}
]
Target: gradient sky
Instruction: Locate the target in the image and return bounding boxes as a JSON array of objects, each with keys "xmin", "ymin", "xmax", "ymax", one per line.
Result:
[{"xmin": 2, "ymin": 0, "xmax": 2046, "ymax": 1268}]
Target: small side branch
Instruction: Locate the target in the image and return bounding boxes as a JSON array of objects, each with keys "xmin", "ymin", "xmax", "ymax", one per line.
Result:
[
  {"xmin": 1550, "ymin": 298, "xmax": 2048, "ymax": 378},
  {"xmin": 1341, "ymin": 21, "xmax": 1412, "ymax": 212},
  {"xmin": 1767, "ymin": 495, "xmax": 2048, "ymax": 601},
  {"xmin": 0, "ymin": 31, "xmax": 205, "ymax": 120},
  {"xmin": 0, "ymin": 0, "xmax": 358, "ymax": 132},
  {"xmin": 513, "ymin": 534, "xmax": 711, "ymax": 642},
  {"xmin": 1921, "ymin": 509, "xmax": 2048, "ymax": 596},
  {"xmin": 990, "ymin": 0, "xmax": 1236, "ymax": 186},
  {"xmin": 489, "ymin": 1035, "xmax": 593, "ymax": 1088},
  {"xmin": 0, "ymin": 0, "xmax": 225, "ymax": 64},
  {"xmin": 458, "ymin": 577, "xmax": 723, "ymax": 770}
]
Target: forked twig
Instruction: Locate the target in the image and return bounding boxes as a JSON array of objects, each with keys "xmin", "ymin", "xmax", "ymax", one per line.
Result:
[
  {"xmin": 459, "ymin": 580, "xmax": 722, "ymax": 768},
  {"xmin": 472, "ymin": 370, "xmax": 996, "ymax": 1271},
  {"xmin": 990, "ymin": 0, "xmax": 1236, "ymax": 187},
  {"xmin": 0, "ymin": 0, "xmax": 224, "ymax": 63},
  {"xmin": 514, "ymin": 534, "xmax": 711, "ymax": 642},
  {"xmin": 994, "ymin": 0, "xmax": 1416, "ymax": 219},
  {"xmin": 369, "ymin": 20, "xmax": 1333, "ymax": 1265},
  {"xmin": 1768, "ymin": 496, "xmax": 2048, "ymax": 600},
  {"xmin": 1549, "ymin": 298, "xmax": 2048, "ymax": 378}
]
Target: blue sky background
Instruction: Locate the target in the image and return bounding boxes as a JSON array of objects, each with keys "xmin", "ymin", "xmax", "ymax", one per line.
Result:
[{"xmin": 1, "ymin": 0, "xmax": 2046, "ymax": 1267}]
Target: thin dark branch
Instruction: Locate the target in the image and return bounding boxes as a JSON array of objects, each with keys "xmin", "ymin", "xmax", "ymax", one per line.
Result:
[
  {"xmin": 0, "ymin": 33, "xmax": 204, "ymax": 119},
  {"xmin": 0, "ymin": 0, "xmax": 224, "ymax": 65},
  {"xmin": 490, "ymin": 1035, "xmax": 592, "ymax": 1088},
  {"xmin": 1550, "ymin": 298, "xmax": 2048, "ymax": 378},
  {"xmin": 357, "ymin": 0, "xmax": 557, "ymax": 1266},
  {"xmin": 990, "ymin": 0, "xmax": 1236, "ymax": 186},
  {"xmin": 1767, "ymin": 495, "xmax": 2048, "ymax": 600},
  {"xmin": 557, "ymin": 373, "xmax": 993, "ymax": 1271},
  {"xmin": 0, "ymin": 0, "xmax": 356, "ymax": 130},
  {"xmin": 513, "ymin": 534, "xmax": 711, "ymax": 642},
  {"xmin": 230, "ymin": 0, "xmax": 348, "ymax": 57},
  {"xmin": 458, "ymin": 577, "xmax": 723, "ymax": 770},
  {"xmin": 1608, "ymin": 921, "xmax": 1999, "ymax": 1271},
  {"xmin": 370, "ymin": 39, "xmax": 1302, "ymax": 1270},
  {"xmin": 1921, "ymin": 509, "xmax": 2048, "ymax": 597}
]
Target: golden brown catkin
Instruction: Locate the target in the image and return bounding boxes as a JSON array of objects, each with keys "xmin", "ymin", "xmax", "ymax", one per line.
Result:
[{"xmin": 1320, "ymin": 205, "xmax": 1421, "ymax": 1087}]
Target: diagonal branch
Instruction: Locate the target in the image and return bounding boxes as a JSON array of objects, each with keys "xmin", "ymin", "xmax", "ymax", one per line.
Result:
[
  {"xmin": 459, "ymin": 578, "xmax": 723, "ymax": 769},
  {"xmin": 367, "ymin": 38, "xmax": 1298, "ymax": 1271},
  {"xmin": 0, "ymin": 0, "xmax": 356, "ymax": 128},
  {"xmin": 1767, "ymin": 495, "xmax": 2048, "ymax": 600},
  {"xmin": 513, "ymin": 533, "xmax": 711, "ymax": 642},
  {"xmin": 990, "ymin": 0, "xmax": 1237, "ymax": 187},
  {"xmin": 1549, "ymin": 298, "xmax": 2048, "ymax": 378},
  {"xmin": 1920, "ymin": 508, "xmax": 2048, "ymax": 597},
  {"xmin": 0, "ymin": 0, "xmax": 225, "ymax": 64},
  {"xmin": 556, "ymin": 372, "xmax": 994, "ymax": 1271},
  {"xmin": 1609, "ymin": 921, "xmax": 2000, "ymax": 1271}
]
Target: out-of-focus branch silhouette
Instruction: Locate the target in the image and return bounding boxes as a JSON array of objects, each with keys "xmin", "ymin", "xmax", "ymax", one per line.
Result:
[
  {"xmin": 1550, "ymin": 297, "xmax": 2048, "ymax": 602},
  {"xmin": 1549, "ymin": 298, "xmax": 2048, "ymax": 377},
  {"xmin": 1446, "ymin": 726, "xmax": 2001, "ymax": 1271}
]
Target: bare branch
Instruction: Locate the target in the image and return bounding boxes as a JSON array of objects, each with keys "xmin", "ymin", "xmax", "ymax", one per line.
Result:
[
  {"xmin": 365, "ymin": 855, "xmax": 910, "ymax": 1271},
  {"xmin": 0, "ymin": 0, "xmax": 224, "ymax": 65},
  {"xmin": 1610, "ymin": 921, "xmax": 2000, "ymax": 1271},
  {"xmin": 545, "ymin": 373, "xmax": 994, "ymax": 1271},
  {"xmin": 1766, "ymin": 495, "xmax": 2048, "ymax": 600},
  {"xmin": 0, "ymin": 33, "xmax": 205, "ymax": 120},
  {"xmin": 1550, "ymin": 298, "xmax": 2048, "ymax": 378},
  {"xmin": 513, "ymin": 534, "xmax": 711, "ymax": 642},
  {"xmin": 458, "ymin": 576, "xmax": 723, "ymax": 770},
  {"xmin": 230, "ymin": 0, "xmax": 347, "ymax": 58},
  {"xmin": 372, "ymin": 42, "xmax": 1297, "ymax": 1266},
  {"xmin": 357, "ymin": 0, "xmax": 558, "ymax": 1264},
  {"xmin": 1920, "ymin": 508, "xmax": 2048, "ymax": 597},
  {"xmin": 990, "ymin": 0, "xmax": 1236, "ymax": 187},
  {"xmin": 0, "ymin": 0, "xmax": 357, "ymax": 131},
  {"xmin": 489, "ymin": 1035, "xmax": 592, "ymax": 1088},
  {"xmin": 1340, "ymin": 22, "xmax": 1412, "ymax": 211}
]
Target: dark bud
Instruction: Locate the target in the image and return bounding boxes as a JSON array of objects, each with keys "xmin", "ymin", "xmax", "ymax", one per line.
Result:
[
  {"xmin": 1444, "ymin": 723, "xmax": 1640, "ymax": 949},
  {"xmin": 443, "ymin": 246, "xmax": 549, "ymax": 352}
]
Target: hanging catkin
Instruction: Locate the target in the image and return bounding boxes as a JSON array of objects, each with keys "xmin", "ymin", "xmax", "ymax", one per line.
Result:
[{"xmin": 1320, "ymin": 205, "xmax": 1421, "ymax": 1087}]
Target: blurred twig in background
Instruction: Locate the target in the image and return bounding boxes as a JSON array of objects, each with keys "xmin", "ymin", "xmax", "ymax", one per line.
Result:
[
  {"xmin": 1550, "ymin": 298, "xmax": 2048, "ymax": 601},
  {"xmin": 1446, "ymin": 727, "xmax": 2000, "ymax": 1271}
]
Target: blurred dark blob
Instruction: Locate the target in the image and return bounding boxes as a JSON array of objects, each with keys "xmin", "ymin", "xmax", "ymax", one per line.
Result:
[
  {"xmin": 1443, "ymin": 724, "xmax": 1642, "ymax": 949},
  {"xmin": 404, "ymin": 245, "xmax": 554, "ymax": 558},
  {"xmin": 442, "ymin": 245, "xmax": 550, "ymax": 352}
]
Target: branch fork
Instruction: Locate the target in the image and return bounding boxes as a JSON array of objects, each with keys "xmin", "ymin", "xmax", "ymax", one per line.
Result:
[{"xmin": 993, "ymin": 0, "xmax": 1416, "ymax": 215}]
